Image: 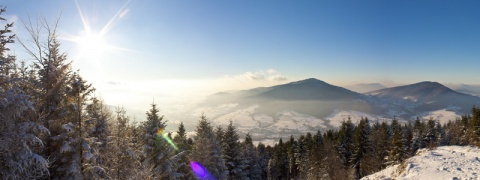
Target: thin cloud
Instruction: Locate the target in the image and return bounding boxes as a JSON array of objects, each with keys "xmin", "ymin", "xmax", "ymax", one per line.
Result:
[
  {"xmin": 106, "ymin": 81, "xmax": 122, "ymax": 85},
  {"xmin": 237, "ymin": 69, "xmax": 287, "ymax": 81},
  {"xmin": 269, "ymin": 75, "xmax": 287, "ymax": 81}
]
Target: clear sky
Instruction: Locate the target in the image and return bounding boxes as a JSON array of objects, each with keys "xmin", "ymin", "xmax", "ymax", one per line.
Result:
[{"xmin": 3, "ymin": 0, "xmax": 480, "ymax": 113}]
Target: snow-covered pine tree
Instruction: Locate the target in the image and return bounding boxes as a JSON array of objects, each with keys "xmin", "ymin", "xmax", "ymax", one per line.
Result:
[
  {"xmin": 322, "ymin": 130, "xmax": 349, "ymax": 180},
  {"xmin": 460, "ymin": 115, "xmax": 471, "ymax": 145},
  {"xmin": 424, "ymin": 118, "xmax": 438, "ymax": 148},
  {"xmin": 173, "ymin": 122, "xmax": 194, "ymax": 179},
  {"xmin": 215, "ymin": 125, "xmax": 225, "ymax": 146},
  {"xmin": 403, "ymin": 123, "xmax": 414, "ymax": 155},
  {"xmin": 173, "ymin": 122, "xmax": 190, "ymax": 151},
  {"xmin": 367, "ymin": 121, "xmax": 389, "ymax": 173},
  {"xmin": 18, "ymin": 16, "xmax": 89, "ymax": 179},
  {"xmin": 297, "ymin": 133, "xmax": 313, "ymax": 179},
  {"xmin": 190, "ymin": 114, "xmax": 228, "ymax": 179},
  {"xmin": 83, "ymin": 96, "xmax": 112, "ymax": 178},
  {"xmin": 411, "ymin": 117, "xmax": 425, "ymax": 154},
  {"xmin": 287, "ymin": 135, "xmax": 297, "ymax": 179},
  {"xmin": 0, "ymin": 7, "xmax": 50, "ymax": 178},
  {"xmin": 307, "ymin": 130, "xmax": 326, "ymax": 179},
  {"xmin": 47, "ymin": 71, "xmax": 98, "ymax": 179},
  {"xmin": 222, "ymin": 121, "xmax": 246, "ymax": 179},
  {"xmin": 240, "ymin": 133, "xmax": 262, "ymax": 180},
  {"xmin": 141, "ymin": 102, "xmax": 182, "ymax": 179},
  {"xmin": 337, "ymin": 118, "xmax": 354, "ymax": 168},
  {"xmin": 109, "ymin": 106, "xmax": 138, "ymax": 179},
  {"xmin": 435, "ymin": 120, "xmax": 448, "ymax": 146},
  {"xmin": 267, "ymin": 138, "xmax": 288, "ymax": 179},
  {"xmin": 386, "ymin": 118, "xmax": 406, "ymax": 165},
  {"xmin": 470, "ymin": 107, "xmax": 480, "ymax": 146},
  {"xmin": 256, "ymin": 142, "xmax": 270, "ymax": 180},
  {"xmin": 350, "ymin": 117, "xmax": 371, "ymax": 179}
]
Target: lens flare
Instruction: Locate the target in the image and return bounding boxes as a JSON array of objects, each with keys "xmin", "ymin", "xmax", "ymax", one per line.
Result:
[
  {"xmin": 156, "ymin": 128, "xmax": 178, "ymax": 151},
  {"xmin": 190, "ymin": 161, "xmax": 215, "ymax": 180}
]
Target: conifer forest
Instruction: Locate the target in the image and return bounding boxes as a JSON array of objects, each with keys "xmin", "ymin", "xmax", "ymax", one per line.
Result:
[{"xmin": 2, "ymin": 5, "xmax": 480, "ymax": 180}]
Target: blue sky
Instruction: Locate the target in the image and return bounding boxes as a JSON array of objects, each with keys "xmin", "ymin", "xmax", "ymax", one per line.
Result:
[{"xmin": 2, "ymin": 0, "xmax": 480, "ymax": 112}]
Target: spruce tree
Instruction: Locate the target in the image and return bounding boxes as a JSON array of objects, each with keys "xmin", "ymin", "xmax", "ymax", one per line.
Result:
[
  {"xmin": 307, "ymin": 130, "xmax": 326, "ymax": 179},
  {"xmin": 240, "ymin": 133, "xmax": 262, "ymax": 180},
  {"xmin": 173, "ymin": 122, "xmax": 190, "ymax": 151},
  {"xmin": 337, "ymin": 118, "xmax": 354, "ymax": 167},
  {"xmin": 287, "ymin": 135, "xmax": 298, "ymax": 179},
  {"xmin": 110, "ymin": 107, "xmax": 137, "ymax": 179},
  {"xmin": 257, "ymin": 142, "xmax": 270, "ymax": 180},
  {"xmin": 350, "ymin": 117, "xmax": 370, "ymax": 179},
  {"xmin": 367, "ymin": 121, "xmax": 389, "ymax": 173},
  {"xmin": 0, "ymin": 7, "xmax": 50, "ymax": 178},
  {"xmin": 411, "ymin": 117, "xmax": 425, "ymax": 154},
  {"xmin": 190, "ymin": 114, "xmax": 227, "ymax": 179},
  {"xmin": 141, "ymin": 102, "xmax": 181, "ymax": 179},
  {"xmin": 470, "ymin": 107, "xmax": 480, "ymax": 146},
  {"xmin": 386, "ymin": 118, "xmax": 405, "ymax": 165},
  {"xmin": 222, "ymin": 121, "xmax": 245, "ymax": 179}
]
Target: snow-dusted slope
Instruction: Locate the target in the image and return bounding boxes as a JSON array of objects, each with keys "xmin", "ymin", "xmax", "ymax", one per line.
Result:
[{"xmin": 362, "ymin": 146, "xmax": 480, "ymax": 180}]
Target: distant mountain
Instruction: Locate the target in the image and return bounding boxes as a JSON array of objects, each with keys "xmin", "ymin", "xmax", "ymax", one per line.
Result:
[
  {"xmin": 202, "ymin": 78, "xmax": 375, "ymax": 119},
  {"xmin": 187, "ymin": 79, "xmax": 480, "ymax": 143},
  {"xmin": 346, "ymin": 83, "xmax": 387, "ymax": 93},
  {"xmin": 250, "ymin": 78, "xmax": 361, "ymax": 100},
  {"xmin": 368, "ymin": 81, "xmax": 480, "ymax": 114}
]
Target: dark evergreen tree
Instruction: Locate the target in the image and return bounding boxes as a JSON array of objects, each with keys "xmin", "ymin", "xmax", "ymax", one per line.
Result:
[
  {"xmin": 172, "ymin": 122, "xmax": 193, "ymax": 179},
  {"xmin": 141, "ymin": 102, "xmax": 181, "ymax": 179},
  {"xmin": 222, "ymin": 121, "xmax": 245, "ymax": 179},
  {"xmin": 110, "ymin": 107, "xmax": 137, "ymax": 179},
  {"xmin": 240, "ymin": 133, "xmax": 262, "ymax": 180},
  {"xmin": 424, "ymin": 118, "xmax": 438, "ymax": 148},
  {"xmin": 307, "ymin": 130, "xmax": 326, "ymax": 179},
  {"xmin": 386, "ymin": 118, "xmax": 405, "ymax": 165},
  {"xmin": 350, "ymin": 117, "xmax": 371, "ymax": 179},
  {"xmin": 470, "ymin": 107, "xmax": 480, "ymax": 146},
  {"xmin": 190, "ymin": 114, "xmax": 227, "ymax": 179},
  {"xmin": 411, "ymin": 117, "xmax": 425, "ymax": 154},
  {"xmin": 257, "ymin": 142, "xmax": 270, "ymax": 180},
  {"xmin": 367, "ymin": 121, "xmax": 389, "ymax": 173},
  {"xmin": 287, "ymin": 135, "xmax": 298, "ymax": 179},
  {"xmin": 337, "ymin": 118, "xmax": 354, "ymax": 168},
  {"xmin": 267, "ymin": 138, "xmax": 288, "ymax": 180},
  {"xmin": 173, "ymin": 122, "xmax": 190, "ymax": 151}
]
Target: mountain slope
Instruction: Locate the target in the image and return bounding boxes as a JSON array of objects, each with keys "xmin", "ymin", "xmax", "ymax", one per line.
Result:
[
  {"xmin": 346, "ymin": 83, "xmax": 387, "ymax": 93},
  {"xmin": 368, "ymin": 81, "xmax": 456, "ymax": 102},
  {"xmin": 251, "ymin": 78, "xmax": 362, "ymax": 100},
  {"xmin": 362, "ymin": 146, "xmax": 480, "ymax": 180},
  {"xmin": 202, "ymin": 78, "xmax": 373, "ymax": 118},
  {"xmin": 368, "ymin": 81, "xmax": 480, "ymax": 114}
]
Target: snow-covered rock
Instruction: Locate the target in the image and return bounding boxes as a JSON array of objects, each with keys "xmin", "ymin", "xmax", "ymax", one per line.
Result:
[{"xmin": 362, "ymin": 146, "xmax": 480, "ymax": 180}]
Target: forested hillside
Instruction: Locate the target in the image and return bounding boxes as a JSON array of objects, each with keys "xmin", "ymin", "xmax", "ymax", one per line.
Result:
[{"xmin": 2, "ymin": 6, "xmax": 480, "ymax": 180}]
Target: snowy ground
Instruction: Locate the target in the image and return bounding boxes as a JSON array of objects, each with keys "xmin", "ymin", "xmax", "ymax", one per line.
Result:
[
  {"xmin": 362, "ymin": 146, "xmax": 480, "ymax": 180},
  {"xmin": 420, "ymin": 109, "xmax": 461, "ymax": 124}
]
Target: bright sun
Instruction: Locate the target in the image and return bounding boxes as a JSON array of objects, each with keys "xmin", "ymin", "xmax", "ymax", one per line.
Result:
[
  {"xmin": 62, "ymin": 0, "xmax": 132, "ymax": 61},
  {"xmin": 77, "ymin": 32, "xmax": 109, "ymax": 57}
]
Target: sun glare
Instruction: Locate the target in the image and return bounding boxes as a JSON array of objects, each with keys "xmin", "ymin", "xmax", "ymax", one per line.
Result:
[
  {"xmin": 77, "ymin": 32, "xmax": 108, "ymax": 56},
  {"xmin": 63, "ymin": 0, "xmax": 133, "ymax": 61}
]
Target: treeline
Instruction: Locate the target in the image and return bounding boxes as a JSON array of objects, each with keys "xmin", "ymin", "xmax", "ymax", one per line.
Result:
[
  {"xmin": 264, "ymin": 108, "xmax": 480, "ymax": 180},
  {"xmin": 3, "ymin": 7, "xmax": 480, "ymax": 180}
]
